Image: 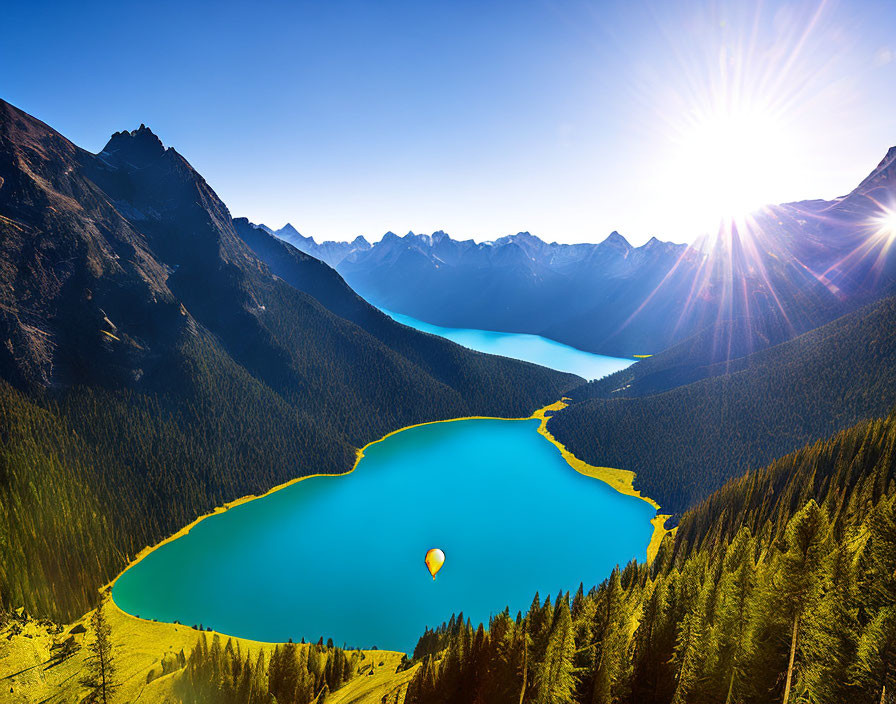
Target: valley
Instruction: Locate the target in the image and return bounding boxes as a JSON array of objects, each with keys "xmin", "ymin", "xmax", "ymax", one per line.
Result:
[{"xmin": 2, "ymin": 90, "xmax": 896, "ymax": 704}]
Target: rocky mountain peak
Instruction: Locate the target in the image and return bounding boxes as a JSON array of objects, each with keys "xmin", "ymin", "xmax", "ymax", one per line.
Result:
[
  {"xmin": 101, "ymin": 124, "xmax": 166, "ymax": 165},
  {"xmin": 276, "ymin": 223, "xmax": 312, "ymax": 243},
  {"xmin": 601, "ymin": 231, "xmax": 632, "ymax": 249},
  {"xmin": 852, "ymin": 145, "xmax": 896, "ymax": 197}
]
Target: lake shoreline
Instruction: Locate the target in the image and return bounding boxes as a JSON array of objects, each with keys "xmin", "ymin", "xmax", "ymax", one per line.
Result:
[
  {"xmin": 533, "ymin": 399, "xmax": 674, "ymax": 562},
  {"xmin": 381, "ymin": 307, "xmax": 638, "ymax": 379},
  {"xmin": 108, "ymin": 399, "xmax": 672, "ymax": 642}
]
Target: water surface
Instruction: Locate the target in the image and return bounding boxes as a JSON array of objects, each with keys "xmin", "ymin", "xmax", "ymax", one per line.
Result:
[
  {"xmin": 382, "ymin": 308, "xmax": 634, "ymax": 380},
  {"xmin": 114, "ymin": 418, "xmax": 655, "ymax": 652}
]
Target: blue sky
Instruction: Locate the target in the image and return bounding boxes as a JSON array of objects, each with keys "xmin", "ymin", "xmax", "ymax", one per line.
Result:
[{"xmin": 4, "ymin": 0, "xmax": 896, "ymax": 245}]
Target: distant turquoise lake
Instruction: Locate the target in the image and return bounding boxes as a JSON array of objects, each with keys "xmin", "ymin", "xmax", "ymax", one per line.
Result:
[
  {"xmin": 113, "ymin": 418, "xmax": 656, "ymax": 652},
  {"xmin": 382, "ymin": 308, "xmax": 634, "ymax": 380}
]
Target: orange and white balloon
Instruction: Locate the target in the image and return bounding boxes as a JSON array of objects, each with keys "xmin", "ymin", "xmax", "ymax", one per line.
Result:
[{"xmin": 424, "ymin": 548, "xmax": 445, "ymax": 580}]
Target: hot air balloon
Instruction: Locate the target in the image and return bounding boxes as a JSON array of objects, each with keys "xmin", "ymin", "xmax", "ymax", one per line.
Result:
[{"xmin": 424, "ymin": 548, "xmax": 445, "ymax": 580}]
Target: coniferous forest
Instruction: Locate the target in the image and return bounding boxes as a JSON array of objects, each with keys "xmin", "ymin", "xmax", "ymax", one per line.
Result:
[
  {"xmin": 549, "ymin": 293, "xmax": 896, "ymax": 513},
  {"xmin": 401, "ymin": 408, "xmax": 896, "ymax": 704}
]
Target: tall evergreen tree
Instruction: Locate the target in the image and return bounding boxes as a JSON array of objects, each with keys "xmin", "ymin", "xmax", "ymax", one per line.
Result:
[
  {"xmin": 853, "ymin": 608, "xmax": 896, "ymax": 704},
  {"xmin": 776, "ymin": 500, "xmax": 831, "ymax": 704},
  {"xmin": 535, "ymin": 599, "xmax": 577, "ymax": 704},
  {"xmin": 716, "ymin": 529, "xmax": 757, "ymax": 704},
  {"xmin": 591, "ymin": 568, "xmax": 631, "ymax": 704},
  {"xmin": 669, "ymin": 571, "xmax": 709, "ymax": 704},
  {"xmin": 81, "ymin": 599, "xmax": 117, "ymax": 704}
]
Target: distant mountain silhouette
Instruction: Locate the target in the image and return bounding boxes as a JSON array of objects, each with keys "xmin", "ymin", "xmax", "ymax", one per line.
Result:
[
  {"xmin": 271, "ymin": 222, "xmax": 370, "ymax": 268},
  {"xmin": 265, "ymin": 153, "xmax": 896, "ymax": 359}
]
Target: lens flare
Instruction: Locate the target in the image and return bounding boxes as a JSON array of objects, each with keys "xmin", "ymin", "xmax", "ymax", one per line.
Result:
[
  {"xmin": 603, "ymin": 0, "xmax": 893, "ymax": 360},
  {"xmin": 872, "ymin": 207, "xmax": 896, "ymax": 244}
]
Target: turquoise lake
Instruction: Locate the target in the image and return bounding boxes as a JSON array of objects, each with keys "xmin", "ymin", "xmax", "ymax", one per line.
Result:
[
  {"xmin": 381, "ymin": 308, "xmax": 634, "ymax": 380},
  {"xmin": 113, "ymin": 418, "xmax": 656, "ymax": 653}
]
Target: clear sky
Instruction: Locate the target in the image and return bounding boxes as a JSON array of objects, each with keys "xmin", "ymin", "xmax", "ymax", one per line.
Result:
[{"xmin": 4, "ymin": 0, "xmax": 896, "ymax": 245}]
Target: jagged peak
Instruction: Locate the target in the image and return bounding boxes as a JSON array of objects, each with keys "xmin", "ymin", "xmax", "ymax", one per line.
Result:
[
  {"xmin": 875, "ymin": 147, "xmax": 896, "ymax": 172},
  {"xmin": 101, "ymin": 123, "xmax": 166, "ymax": 162},
  {"xmin": 852, "ymin": 145, "xmax": 896, "ymax": 196},
  {"xmin": 868, "ymin": 145, "xmax": 896, "ymax": 179},
  {"xmin": 276, "ymin": 223, "xmax": 315, "ymax": 244},
  {"xmin": 601, "ymin": 231, "xmax": 632, "ymax": 248}
]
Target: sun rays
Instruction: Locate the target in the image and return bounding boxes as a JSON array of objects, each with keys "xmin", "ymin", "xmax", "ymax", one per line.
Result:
[{"xmin": 601, "ymin": 1, "xmax": 896, "ymax": 355}]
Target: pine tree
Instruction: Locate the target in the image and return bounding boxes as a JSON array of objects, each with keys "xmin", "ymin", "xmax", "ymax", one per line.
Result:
[
  {"xmin": 670, "ymin": 571, "xmax": 709, "ymax": 704},
  {"xmin": 591, "ymin": 568, "xmax": 630, "ymax": 704},
  {"xmin": 801, "ymin": 538, "xmax": 861, "ymax": 702},
  {"xmin": 716, "ymin": 529, "xmax": 757, "ymax": 704},
  {"xmin": 853, "ymin": 608, "xmax": 896, "ymax": 704},
  {"xmin": 631, "ymin": 577, "xmax": 670, "ymax": 704},
  {"xmin": 777, "ymin": 500, "xmax": 831, "ymax": 704},
  {"xmin": 863, "ymin": 495, "xmax": 896, "ymax": 612},
  {"xmin": 81, "ymin": 599, "xmax": 117, "ymax": 704},
  {"xmin": 534, "ymin": 599, "xmax": 576, "ymax": 704}
]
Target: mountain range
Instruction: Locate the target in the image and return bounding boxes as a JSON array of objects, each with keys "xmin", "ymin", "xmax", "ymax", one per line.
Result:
[{"xmin": 266, "ymin": 150, "xmax": 896, "ymax": 361}]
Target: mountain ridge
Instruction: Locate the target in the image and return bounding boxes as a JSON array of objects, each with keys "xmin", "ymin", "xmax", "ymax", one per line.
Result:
[{"xmin": 262, "ymin": 146, "xmax": 896, "ymax": 363}]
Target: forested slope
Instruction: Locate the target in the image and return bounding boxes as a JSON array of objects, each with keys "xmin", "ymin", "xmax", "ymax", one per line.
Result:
[
  {"xmin": 398, "ymin": 406, "xmax": 896, "ymax": 704},
  {"xmin": 0, "ymin": 99, "xmax": 578, "ymax": 622},
  {"xmin": 548, "ymin": 293, "xmax": 896, "ymax": 512}
]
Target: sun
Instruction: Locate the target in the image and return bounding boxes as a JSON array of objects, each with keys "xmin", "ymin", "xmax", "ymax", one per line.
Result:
[
  {"xmin": 872, "ymin": 206, "xmax": 896, "ymax": 243},
  {"xmin": 670, "ymin": 102, "xmax": 794, "ymax": 226}
]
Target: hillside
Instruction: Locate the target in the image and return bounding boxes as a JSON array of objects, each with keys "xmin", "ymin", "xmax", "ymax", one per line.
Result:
[
  {"xmin": 548, "ymin": 293, "xmax": 896, "ymax": 513},
  {"xmin": 0, "ymin": 98, "xmax": 579, "ymax": 621}
]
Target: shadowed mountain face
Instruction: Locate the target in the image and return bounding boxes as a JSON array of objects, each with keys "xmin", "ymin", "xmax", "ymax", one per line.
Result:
[
  {"xmin": 0, "ymin": 99, "xmax": 578, "ymax": 620},
  {"xmin": 265, "ymin": 226, "xmax": 690, "ymax": 357},
  {"xmin": 266, "ymin": 150, "xmax": 896, "ymax": 360},
  {"xmin": 0, "ymin": 99, "xmax": 576, "ymax": 408},
  {"xmin": 548, "ymin": 291, "xmax": 896, "ymax": 514}
]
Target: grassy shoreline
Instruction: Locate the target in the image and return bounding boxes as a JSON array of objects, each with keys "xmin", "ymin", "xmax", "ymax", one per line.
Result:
[
  {"xmin": 107, "ymin": 398, "xmax": 671, "ymax": 608},
  {"xmin": 533, "ymin": 399, "xmax": 674, "ymax": 563}
]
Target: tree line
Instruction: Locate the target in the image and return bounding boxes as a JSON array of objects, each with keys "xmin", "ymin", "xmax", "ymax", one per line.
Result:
[{"xmin": 177, "ymin": 633, "xmax": 361, "ymax": 704}]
